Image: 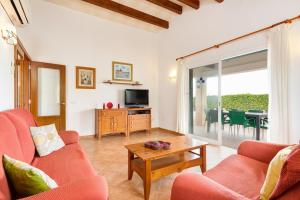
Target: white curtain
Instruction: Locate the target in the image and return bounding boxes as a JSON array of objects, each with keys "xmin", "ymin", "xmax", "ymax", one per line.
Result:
[
  {"xmin": 176, "ymin": 59, "xmax": 189, "ymax": 134},
  {"xmin": 268, "ymin": 24, "xmax": 290, "ymax": 143}
]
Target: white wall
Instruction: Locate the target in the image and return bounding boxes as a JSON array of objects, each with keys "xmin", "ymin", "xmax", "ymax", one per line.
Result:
[
  {"xmin": 0, "ymin": 6, "xmax": 15, "ymax": 111},
  {"xmin": 17, "ymin": 0, "xmax": 159, "ymax": 135},
  {"xmin": 157, "ymin": 0, "xmax": 300, "ymax": 139}
]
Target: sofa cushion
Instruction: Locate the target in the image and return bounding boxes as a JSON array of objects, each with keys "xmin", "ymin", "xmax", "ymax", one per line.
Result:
[
  {"xmin": 260, "ymin": 145, "xmax": 296, "ymax": 200},
  {"xmin": 3, "ymin": 154, "xmax": 58, "ymax": 198},
  {"xmin": 204, "ymin": 154, "xmax": 268, "ymax": 199},
  {"xmin": 30, "ymin": 124, "xmax": 65, "ymax": 157},
  {"xmin": 0, "ymin": 114, "xmax": 24, "ymax": 200},
  {"xmin": 270, "ymin": 146, "xmax": 300, "ymax": 199},
  {"xmin": 31, "ymin": 143, "xmax": 96, "ymax": 185},
  {"xmin": 4, "ymin": 109, "xmax": 36, "ymax": 163}
]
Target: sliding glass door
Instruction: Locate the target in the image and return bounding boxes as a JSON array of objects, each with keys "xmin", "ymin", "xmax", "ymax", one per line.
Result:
[
  {"xmin": 189, "ymin": 63, "xmax": 222, "ymax": 144},
  {"xmin": 188, "ymin": 50, "xmax": 268, "ymax": 147},
  {"xmin": 220, "ymin": 50, "xmax": 268, "ymax": 148}
]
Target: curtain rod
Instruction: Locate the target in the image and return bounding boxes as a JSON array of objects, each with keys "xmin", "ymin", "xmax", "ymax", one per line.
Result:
[{"xmin": 176, "ymin": 14, "xmax": 300, "ymax": 61}]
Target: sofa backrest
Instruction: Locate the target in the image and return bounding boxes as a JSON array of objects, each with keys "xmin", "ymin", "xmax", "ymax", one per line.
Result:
[
  {"xmin": 0, "ymin": 114, "xmax": 25, "ymax": 200},
  {"xmin": 277, "ymin": 182, "xmax": 300, "ymax": 199},
  {"xmin": 3, "ymin": 109, "xmax": 37, "ymax": 163}
]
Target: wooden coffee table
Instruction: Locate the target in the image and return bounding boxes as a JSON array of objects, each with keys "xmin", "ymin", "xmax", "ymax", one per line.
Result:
[{"xmin": 125, "ymin": 136, "xmax": 208, "ymax": 200}]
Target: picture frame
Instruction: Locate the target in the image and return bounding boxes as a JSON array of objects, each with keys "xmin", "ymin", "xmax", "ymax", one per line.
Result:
[
  {"xmin": 76, "ymin": 66, "xmax": 96, "ymax": 89},
  {"xmin": 112, "ymin": 61, "xmax": 133, "ymax": 82}
]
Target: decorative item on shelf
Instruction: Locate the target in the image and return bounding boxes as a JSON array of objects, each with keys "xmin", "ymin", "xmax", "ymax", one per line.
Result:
[
  {"xmin": 144, "ymin": 141, "xmax": 171, "ymax": 150},
  {"xmin": 112, "ymin": 61, "xmax": 133, "ymax": 82},
  {"xmin": 118, "ymin": 104, "xmax": 120, "ymax": 109},
  {"xmin": 76, "ymin": 66, "xmax": 96, "ymax": 89},
  {"xmin": 106, "ymin": 102, "xmax": 113, "ymax": 109},
  {"xmin": 102, "ymin": 103, "xmax": 105, "ymax": 109}
]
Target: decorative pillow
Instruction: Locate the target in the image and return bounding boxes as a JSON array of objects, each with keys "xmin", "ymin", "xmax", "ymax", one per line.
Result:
[
  {"xmin": 270, "ymin": 145, "xmax": 300, "ymax": 199},
  {"xmin": 30, "ymin": 124, "xmax": 65, "ymax": 156},
  {"xmin": 260, "ymin": 145, "xmax": 296, "ymax": 200},
  {"xmin": 2, "ymin": 154, "xmax": 57, "ymax": 198}
]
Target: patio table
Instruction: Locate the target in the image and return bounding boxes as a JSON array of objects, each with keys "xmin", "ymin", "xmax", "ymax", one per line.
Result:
[
  {"xmin": 222, "ymin": 111, "xmax": 268, "ymax": 141},
  {"xmin": 206, "ymin": 111, "xmax": 268, "ymax": 141},
  {"xmin": 244, "ymin": 112, "xmax": 268, "ymax": 140}
]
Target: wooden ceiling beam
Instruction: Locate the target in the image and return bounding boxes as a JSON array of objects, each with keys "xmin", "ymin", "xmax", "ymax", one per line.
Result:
[
  {"xmin": 177, "ymin": 0, "xmax": 200, "ymax": 9},
  {"xmin": 82, "ymin": 0, "xmax": 169, "ymax": 29},
  {"xmin": 146, "ymin": 0, "xmax": 182, "ymax": 14}
]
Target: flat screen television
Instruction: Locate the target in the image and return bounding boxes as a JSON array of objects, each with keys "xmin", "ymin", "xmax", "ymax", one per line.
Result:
[{"xmin": 125, "ymin": 89, "xmax": 149, "ymax": 107}]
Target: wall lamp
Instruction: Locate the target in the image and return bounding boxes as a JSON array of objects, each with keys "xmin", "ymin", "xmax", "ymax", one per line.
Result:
[{"xmin": 169, "ymin": 69, "xmax": 177, "ymax": 81}]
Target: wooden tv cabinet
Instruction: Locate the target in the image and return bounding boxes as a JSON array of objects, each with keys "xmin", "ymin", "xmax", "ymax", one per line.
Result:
[{"xmin": 95, "ymin": 108, "xmax": 151, "ymax": 138}]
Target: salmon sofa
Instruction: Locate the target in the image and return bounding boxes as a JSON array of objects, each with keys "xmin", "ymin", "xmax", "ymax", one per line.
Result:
[
  {"xmin": 0, "ymin": 109, "xmax": 108, "ymax": 200},
  {"xmin": 171, "ymin": 140, "xmax": 300, "ymax": 200}
]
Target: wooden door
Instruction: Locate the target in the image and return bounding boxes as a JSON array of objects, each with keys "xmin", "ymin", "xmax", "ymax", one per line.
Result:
[
  {"xmin": 14, "ymin": 42, "xmax": 30, "ymax": 109},
  {"xmin": 30, "ymin": 62, "xmax": 66, "ymax": 131}
]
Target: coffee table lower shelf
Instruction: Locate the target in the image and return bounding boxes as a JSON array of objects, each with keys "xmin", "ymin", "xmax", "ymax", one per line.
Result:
[
  {"xmin": 128, "ymin": 150, "xmax": 206, "ymax": 200},
  {"xmin": 132, "ymin": 152, "xmax": 202, "ymax": 180}
]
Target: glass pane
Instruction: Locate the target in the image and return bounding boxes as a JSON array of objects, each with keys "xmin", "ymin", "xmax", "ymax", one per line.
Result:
[
  {"xmin": 189, "ymin": 64, "xmax": 219, "ymax": 141},
  {"xmin": 38, "ymin": 68, "xmax": 60, "ymax": 116},
  {"xmin": 221, "ymin": 50, "xmax": 268, "ymax": 148}
]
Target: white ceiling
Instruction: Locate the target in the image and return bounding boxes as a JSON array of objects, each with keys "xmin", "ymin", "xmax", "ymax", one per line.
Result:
[{"xmin": 44, "ymin": 0, "xmax": 202, "ymax": 32}]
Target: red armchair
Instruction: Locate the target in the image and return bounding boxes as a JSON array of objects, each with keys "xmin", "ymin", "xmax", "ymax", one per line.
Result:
[{"xmin": 171, "ymin": 140, "xmax": 300, "ymax": 200}]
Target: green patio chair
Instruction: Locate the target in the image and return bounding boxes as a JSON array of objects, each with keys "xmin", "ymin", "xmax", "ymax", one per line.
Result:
[
  {"xmin": 249, "ymin": 109, "xmax": 268, "ymax": 130},
  {"xmin": 204, "ymin": 108, "xmax": 210, "ymax": 123},
  {"xmin": 247, "ymin": 109, "xmax": 269, "ymax": 139},
  {"xmin": 247, "ymin": 109, "xmax": 268, "ymax": 129},
  {"xmin": 205, "ymin": 109, "xmax": 231, "ymax": 133},
  {"xmin": 207, "ymin": 109, "xmax": 218, "ymax": 132},
  {"xmin": 247, "ymin": 109, "xmax": 262, "ymax": 128},
  {"xmin": 222, "ymin": 110, "xmax": 230, "ymax": 129},
  {"xmin": 206, "ymin": 109, "xmax": 230, "ymax": 132},
  {"xmin": 261, "ymin": 117, "xmax": 268, "ymax": 129},
  {"xmin": 230, "ymin": 108, "xmax": 245, "ymax": 111},
  {"xmin": 229, "ymin": 110, "xmax": 255, "ymax": 136}
]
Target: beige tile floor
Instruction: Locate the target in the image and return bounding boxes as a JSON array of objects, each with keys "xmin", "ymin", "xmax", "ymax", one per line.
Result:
[
  {"xmin": 193, "ymin": 125, "xmax": 267, "ymax": 149},
  {"xmin": 80, "ymin": 129, "xmax": 236, "ymax": 200}
]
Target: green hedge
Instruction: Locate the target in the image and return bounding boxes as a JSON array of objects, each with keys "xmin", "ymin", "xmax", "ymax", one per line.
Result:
[{"xmin": 206, "ymin": 94, "xmax": 268, "ymax": 111}]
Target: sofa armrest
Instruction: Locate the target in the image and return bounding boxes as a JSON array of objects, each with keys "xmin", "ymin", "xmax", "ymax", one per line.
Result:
[
  {"xmin": 237, "ymin": 140, "xmax": 289, "ymax": 164},
  {"xmin": 59, "ymin": 130, "xmax": 79, "ymax": 145},
  {"xmin": 171, "ymin": 173, "xmax": 249, "ymax": 200},
  {"xmin": 20, "ymin": 176, "xmax": 108, "ymax": 200}
]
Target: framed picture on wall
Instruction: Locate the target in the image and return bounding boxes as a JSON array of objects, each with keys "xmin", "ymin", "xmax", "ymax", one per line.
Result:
[
  {"xmin": 76, "ymin": 66, "xmax": 96, "ymax": 89},
  {"xmin": 112, "ymin": 61, "xmax": 133, "ymax": 82}
]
